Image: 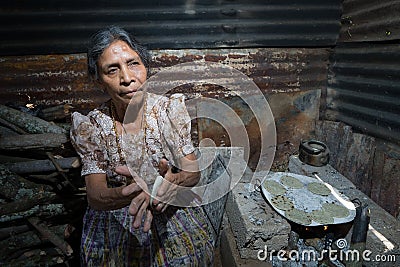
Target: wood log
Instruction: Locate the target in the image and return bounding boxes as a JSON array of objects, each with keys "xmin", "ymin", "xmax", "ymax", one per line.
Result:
[
  {"xmin": 0, "ymin": 154, "xmax": 35, "ymax": 163},
  {"xmin": 29, "ymin": 172, "xmax": 60, "ymax": 184},
  {"xmin": 0, "ymin": 224, "xmax": 69, "ymax": 262},
  {"xmin": 3, "ymin": 156, "xmax": 80, "ymax": 174},
  {"xmin": 0, "ymin": 224, "xmax": 30, "ymax": 241},
  {"xmin": 0, "ymin": 104, "xmax": 66, "ymax": 134},
  {"xmin": 0, "ymin": 204, "xmax": 65, "ymax": 223},
  {"xmin": 38, "ymin": 104, "xmax": 73, "ymax": 121},
  {"xmin": 28, "ymin": 217, "xmax": 73, "ymax": 256},
  {"xmin": 55, "ymin": 122, "xmax": 71, "ymax": 132},
  {"xmin": 5, "ymin": 250, "xmax": 65, "ymax": 266},
  {"xmin": 0, "ymin": 117, "xmax": 27, "ymax": 134},
  {"xmin": 0, "ymin": 191, "xmax": 56, "ymax": 216},
  {"xmin": 0, "ymin": 230, "xmax": 43, "ymax": 260},
  {"xmin": 0, "ymin": 125, "xmax": 21, "ymax": 137},
  {"xmin": 0, "ymin": 133, "xmax": 68, "ymax": 151},
  {"xmin": 0, "ymin": 165, "xmax": 52, "ymax": 200},
  {"xmin": 6, "ymin": 249, "xmax": 46, "ymax": 265}
]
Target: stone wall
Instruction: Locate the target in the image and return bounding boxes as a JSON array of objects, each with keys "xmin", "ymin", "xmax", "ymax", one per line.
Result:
[{"xmin": 315, "ymin": 120, "xmax": 400, "ymax": 219}]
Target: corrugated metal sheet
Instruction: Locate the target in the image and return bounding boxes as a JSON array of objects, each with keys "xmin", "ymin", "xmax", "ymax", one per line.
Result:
[
  {"xmin": 325, "ymin": 43, "xmax": 400, "ymax": 144},
  {"xmin": 0, "ymin": 0, "xmax": 341, "ymax": 55},
  {"xmin": 0, "ymin": 48, "xmax": 330, "ymax": 110},
  {"xmin": 339, "ymin": 0, "xmax": 400, "ymax": 42},
  {"xmin": 0, "ymin": 48, "xmax": 330, "ymax": 169}
]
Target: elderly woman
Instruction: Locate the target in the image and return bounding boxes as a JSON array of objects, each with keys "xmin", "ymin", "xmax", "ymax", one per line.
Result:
[{"xmin": 70, "ymin": 26, "xmax": 215, "ymax": 266}]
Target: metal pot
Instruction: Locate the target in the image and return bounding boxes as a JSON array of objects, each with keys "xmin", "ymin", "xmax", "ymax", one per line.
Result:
[{"xmin": 299, "ymin": 140, "xmax": 330, "ymax": 167}]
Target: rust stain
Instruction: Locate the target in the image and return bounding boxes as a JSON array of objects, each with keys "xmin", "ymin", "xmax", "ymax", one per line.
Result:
[
  {"xmin": 245, "ymin": 116, "xmax": 262, "ymax": 171},
  {"xmin": 152, "ymin": 54, "xmax": 181, "ymax": 67},
  {"xmin": 204, "ymin": 55, "xmax": 227, "ymax": 62},
  {"xmin": 272, "ymin": 111, "xmax": 315, "ymax": 172}
]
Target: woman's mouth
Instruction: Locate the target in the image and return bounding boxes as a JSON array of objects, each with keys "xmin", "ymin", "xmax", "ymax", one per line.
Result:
[{"xmin": 120, "ymin": 90, "xmax": 136, "ymax": 97}]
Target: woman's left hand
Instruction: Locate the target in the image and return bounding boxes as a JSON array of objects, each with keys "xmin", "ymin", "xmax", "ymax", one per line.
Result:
[
  {"xmin": 152, "ymin": 156, "xmax": 200, "ymax": 212},
  {"xmin": 115, "ymin": 165, "xmax": 153, "ymax": 232},
  {"xmin": 152, "ymin": 165, "xmax": 180, "ymax": 212}
]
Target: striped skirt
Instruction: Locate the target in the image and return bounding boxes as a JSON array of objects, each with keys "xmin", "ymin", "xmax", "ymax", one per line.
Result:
[{"xmin": 81, "ymin": 205, "xmax": 215, "ymax": 267}]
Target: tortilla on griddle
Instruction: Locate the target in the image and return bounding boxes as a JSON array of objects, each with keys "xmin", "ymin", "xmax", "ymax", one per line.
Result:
[
  {"xmin": 280, "ymin": 175, "xmax": 304, "ymax": 189},
  {"xmin": 270, "ymin": 195, "xmax": 294, "ymax": 211},
  {"xmin": 310, "ymin": 209, "xmax": 335, "ymax": 224},
  {"xmin": 263, "ymin": 179, "xmax": 287, "ymax": 195},
  {"xmin": 322, "ymin": 203, "xmax": 349, "ymax": 218},
  {"xmin": 307, "ymin": 182, "xmax": 331, "ymax": 196},
  {"xmin": 285, "ymin": 208, "xmax": 312, "ymax": 225}
]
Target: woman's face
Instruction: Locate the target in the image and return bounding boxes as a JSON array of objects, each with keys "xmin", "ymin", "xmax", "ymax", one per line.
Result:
[{"xmin": 97, "ymin": 40, "xmax": 147, "ymax": 105}]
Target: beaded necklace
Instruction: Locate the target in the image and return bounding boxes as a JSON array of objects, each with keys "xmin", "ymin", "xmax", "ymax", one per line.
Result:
[
  {"xmin": 111, "ymin": 102, "xmax": 125, "ymax": 163},
  {"xmin": 110, "ymin": 93, "xmax": 147, "ymax": 165}
]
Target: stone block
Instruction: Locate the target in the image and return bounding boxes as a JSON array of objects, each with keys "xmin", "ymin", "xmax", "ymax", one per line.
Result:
[
  {"xmin": 219, "ymin": 215, "xmax": 272, "ymax": 267},
  {"xmin": 225, "ymin": 181, "xmax": 291, "ymax": 260}
]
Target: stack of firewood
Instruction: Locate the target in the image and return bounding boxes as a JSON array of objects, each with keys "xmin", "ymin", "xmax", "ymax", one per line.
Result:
[{"xmin": 0, "ymin": 104, "xmax": 86, "ymax": 266}]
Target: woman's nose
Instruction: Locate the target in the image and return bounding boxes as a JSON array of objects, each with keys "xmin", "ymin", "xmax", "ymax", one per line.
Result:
[{"xmin": 120, "ymin": 65, "xmax": 134, "ymax": 85}]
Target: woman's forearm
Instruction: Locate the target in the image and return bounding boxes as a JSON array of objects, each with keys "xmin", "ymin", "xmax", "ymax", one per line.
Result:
[
  {"xmin": 85, "ymin": 173, "xmax": 137, "ymax": 211},
  {"xmin": 87, "ymin": 186, "xmax": 133, "ymax": 210}
]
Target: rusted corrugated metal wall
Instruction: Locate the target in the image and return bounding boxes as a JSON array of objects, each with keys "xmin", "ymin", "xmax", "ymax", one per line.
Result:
[
  {"xmin": 326, "ymin": 43, "xmax": 400, "ymax": 143},
  {"xmin": 0, "ymin": 48, "xmax": 329, "ymax": 109},
  {"xmin": 0, "ymin": 48, "xmax": 330, "ymax": 172},
  {"xmin": 1, "ymin": 0, "xmax": 341, "ymax": 55},
  {"xmin": 326, "ymin": 0, "xmax": 400, "ymax": 144},
  {"xmin": 324, "ymin": 0, "xmax": 400, "ymax": 218},
  {"xmin": 339, "ymin": 0, "xmax": 400, "ymax": 42}
]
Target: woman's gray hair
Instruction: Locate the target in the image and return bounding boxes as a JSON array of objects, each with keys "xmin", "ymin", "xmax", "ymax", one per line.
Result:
[{"xmin": 87, "ymin": 26, "xmax": 151, "ymax": 80}]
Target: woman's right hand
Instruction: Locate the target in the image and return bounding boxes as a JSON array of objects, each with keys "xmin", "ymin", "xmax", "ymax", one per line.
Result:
[
  {"xmin": 124, "ymin": 190, "xmax": 153, "ymax": 232},
  {"xmin": 116, "ymin": 166, "xmax": 153, "ymax": 232}
]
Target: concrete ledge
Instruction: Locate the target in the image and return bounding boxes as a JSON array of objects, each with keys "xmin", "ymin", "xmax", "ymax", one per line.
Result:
[
  {"xmin": 225, "ymin": 182, "xmax": 291, "ymax": 260},
  {"xmin": 288, "ymin": 155, "xmax": 357, "ymax": 191}
]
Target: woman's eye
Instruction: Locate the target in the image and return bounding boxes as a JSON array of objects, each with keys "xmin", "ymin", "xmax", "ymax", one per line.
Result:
[
  {"xmin": 108, "ymin": 68, "xmax": 117, "ymax": 74},
  {"xmin": 128, "ymin": 61, "xmax": 140, "ymax": 67}
]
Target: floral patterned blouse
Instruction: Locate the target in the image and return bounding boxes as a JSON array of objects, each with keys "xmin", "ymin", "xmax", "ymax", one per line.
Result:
[
  {"xmin": 70, "ymin": 92, "xmax": 195, "ymax": 188},
  {"xmin": 70, "ymin": 92, "xmax": 214, "ymax": 266}
]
